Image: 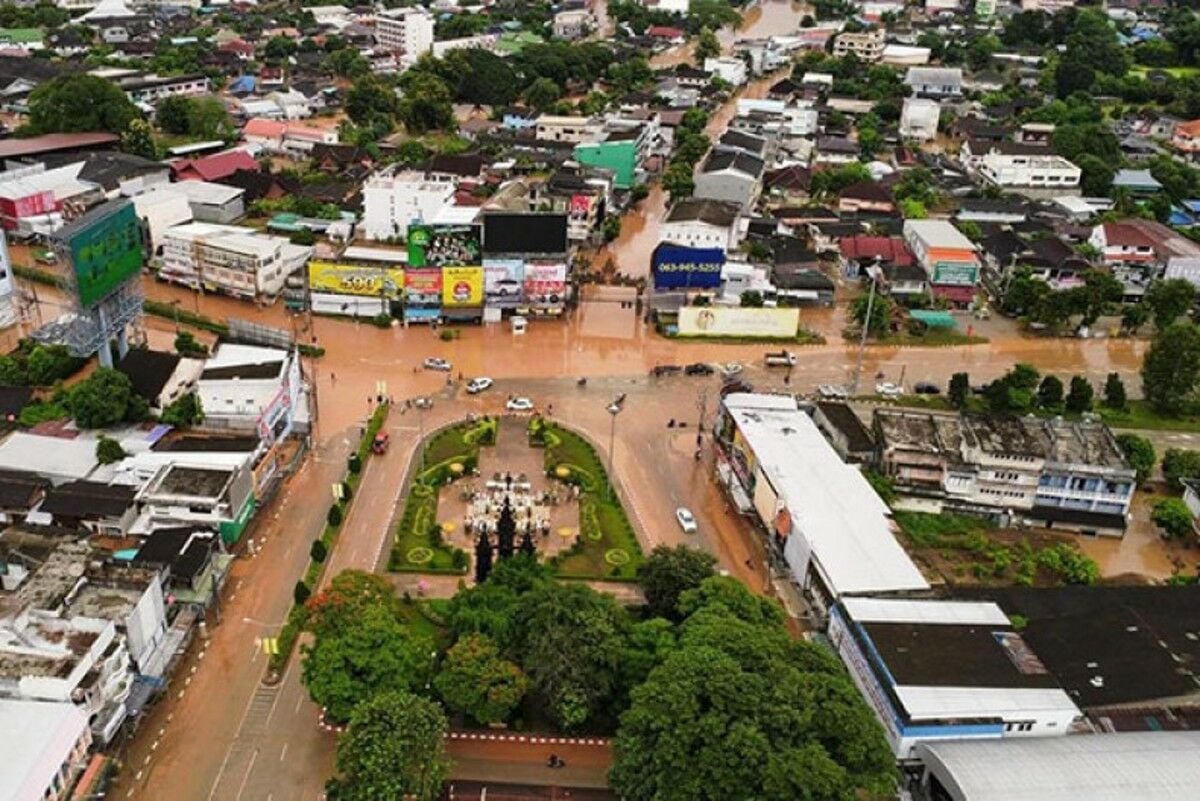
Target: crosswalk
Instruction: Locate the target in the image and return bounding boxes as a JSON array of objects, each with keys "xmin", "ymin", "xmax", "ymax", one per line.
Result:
[{"xmin": 208, "ymin": 685, "xmax": 279, "ymax": 801}]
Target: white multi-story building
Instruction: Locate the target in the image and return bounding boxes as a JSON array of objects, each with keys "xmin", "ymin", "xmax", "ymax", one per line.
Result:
[
  {"xmin": 361, "ymin": 167, "xmax": 456, "ymax": 241},
  {"xmin": 431, "ymin": 34, "xmax": 498, "ymax": 58},
  {"xmin": 159, "ymin": 223, "xmax": 312, "ymax": 300},
  {"xmin": 640, "ymin": 0, "xmax": 688, "ymax": 12},
  {"xmin": 704, "ymin": 57, "xmax": 748, "ymax": 86},
  {"xmin": 899, "ymin": 97, "xmax": 940, "ymax": 141},
  {"xmin": 833, "ymin": 28, "xmax": 886, "ymax": 62},
  {"xmin": 375, "ymin": 7, "xmax": 434, "ymax": 64},
  {"xmin": 829, "ymin": 598, "xmax": 1080, "ymax": 761},
  {"xmin": 0, "ymin": 698, "xmax": 91, "ymax": 801},
  {"xmin": 197, "ymin": 344, "xmax": 305, "ymax": 443},
  {"xmin": 0, "ymin": 609, "xmax": 132, "ymax": 744},
  {"xmin": 976, "ymin": 153, "xmax": 1081, "ymax": 196}
]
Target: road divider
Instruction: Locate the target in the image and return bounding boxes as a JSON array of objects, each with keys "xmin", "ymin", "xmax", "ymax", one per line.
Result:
[{"xmin": 265, "ymin": 403, "xmax": 391, "ymax": 681}]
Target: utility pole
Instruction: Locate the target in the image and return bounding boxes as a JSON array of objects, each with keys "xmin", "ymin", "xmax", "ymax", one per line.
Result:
[{"xmin": 850, "ymin": 262, "xmax": 880, "ymax": 396}]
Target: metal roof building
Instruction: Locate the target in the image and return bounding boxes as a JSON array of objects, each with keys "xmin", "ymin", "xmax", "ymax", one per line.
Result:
[
  {"xmin": 913, "ymin": 731, "xmax": 1200, "ymax": 800},
  {"xmin": 716, "ymin": 394, "xmax": 928, "ymax": 612}
]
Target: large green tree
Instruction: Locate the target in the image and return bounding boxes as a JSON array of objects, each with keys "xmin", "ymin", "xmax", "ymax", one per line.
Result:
[
  {"xmin": 610, "ymin": 578, "xmax": 894, "ymax": 801},
  {"xmin": 26, "ymin": 74, "xmax": 139, "ymax": 135},
  {"xmin": 68, "ymin": 368, "xmax": 147, "ymax": 428},
  {"xmin": 1162, "ymin": 448, "xmax": 1200, "ymax": 491},
  {"xmin": 1142, "ymin": 322, "xmax": 1200, "ymax": 415},
  {"xmin": 301, "ymin": 604, "xmax": 434, "ymax": 723},
  {"xmin": 397, "ymin": 72, "xmax": 454, "ymax": 133},
  {"xmin": 517, "ymin": 581, "xmax": 628, "ymax": 730},
  {"xmin": 1144, "ymin": 278, "xmax": 1196, "ymax": 330},
  {"xmin": 1116, "ymin": 433, "xmax": 1155, "ymax": 484},
  {"xmin": 327, "ymin": 691, "xmax": 449, "ymax": 801},
  {"xmin": 1152, "ymin": 498, "xmax": 1195, "ymax": 539},
  {"xmin": 636, "ymin": 545, "xmax": 717, "ymax": 621},
  {"xmin": 345, "ymin": 75, "xmax": 398, "ymax": 131},
  {"xmin": 434, "ymin": 634, "xmax": 528, "ymax": 725}
]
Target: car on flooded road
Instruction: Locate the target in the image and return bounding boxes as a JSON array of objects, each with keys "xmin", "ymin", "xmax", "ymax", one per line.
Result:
[
  {"xmin": 506, "ymin": 397, "xmax": 535, "ymax": 412},
  {"xmin": 423, "ymin": 357, "xmax": 452, "ymax": 371},
  {"xmin": 466, "ymin": 377, "xmax": 493, "ymax": 394}
]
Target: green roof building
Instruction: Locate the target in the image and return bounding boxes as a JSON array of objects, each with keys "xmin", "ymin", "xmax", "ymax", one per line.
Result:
[
  {"xmin": 0, "ymin": 28, "xmax": 43, "ymax": 50},
  {"xmin": 574, "ymin": 139, "xmax": 637, "ymax": 190}
]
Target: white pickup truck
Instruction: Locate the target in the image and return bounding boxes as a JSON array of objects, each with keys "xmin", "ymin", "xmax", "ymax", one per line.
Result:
[{"xmin": 764, "ymin": 350, "xmax": 797, "ymax": 367}]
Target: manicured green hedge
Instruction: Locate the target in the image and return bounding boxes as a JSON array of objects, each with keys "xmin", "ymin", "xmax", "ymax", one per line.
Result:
[{"xmin": 268, "ymin": 403, "xmax": 389, "ymax": 674}]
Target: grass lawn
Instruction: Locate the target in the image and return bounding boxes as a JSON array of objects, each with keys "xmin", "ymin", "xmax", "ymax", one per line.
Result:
[
  {"xmin": 532, "ymin": 418, "xmax": 644, "ymax": 581},
  {"xmin": 397, "ymin": 598, "xmax": 453, "ymax": 650},
  {"xmin": 389, "ymin": 417, "xmax": 498, "ymax": 574},
  {"xmin": 1098, "ymin": 401, "xmax": 1200, "ymax": 433},
  {"xmin": 1133, "ymin": 65, "xmax": 1200, "ymax": 78}
]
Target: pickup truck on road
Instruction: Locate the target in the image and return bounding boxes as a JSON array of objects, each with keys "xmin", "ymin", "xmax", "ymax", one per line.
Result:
[{"xmin": 764, "ymin": 350, "xmax": 797, "ymax": 367}]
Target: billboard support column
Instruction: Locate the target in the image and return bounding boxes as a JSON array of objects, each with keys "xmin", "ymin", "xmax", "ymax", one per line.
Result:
[{"xmin": 96, "ymin": 305, "xmax": 112, "ymax": 369}]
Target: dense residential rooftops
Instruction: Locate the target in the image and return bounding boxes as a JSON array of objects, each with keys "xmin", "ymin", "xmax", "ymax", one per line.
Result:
[
  {"xmin": 39, "ymin": 481, "xmax": 136, "ymax": 519},
  {"xmin": 701, "ymin": 150, "xmax": 764, "ymax": 178}
]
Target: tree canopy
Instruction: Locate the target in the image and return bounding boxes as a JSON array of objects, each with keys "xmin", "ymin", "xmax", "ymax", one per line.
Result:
[
  {"xmin": 26, "ymin": 74, "xmax": 139, "ymax": 135},
  {"xmin": 610, "ymin": 578, "xmax": 894, "ymax": 801},
  {"xmin": 434, "ymin": 634, "xmax": 528, "ymax": 726},
  {"xmin": 1142, "ymin": 322, "xmax": 1200, "ymax": 415},
  {"xmin": 637, "ymin": 545, "xmax": 718, "ymax": 621},
  {"xmin": 326, "ymin": 690, "xmax": 449, "ymax": 801},
  {"xmin": 68, "ymin": 368, "xmax": 148, "ymax": 429}
]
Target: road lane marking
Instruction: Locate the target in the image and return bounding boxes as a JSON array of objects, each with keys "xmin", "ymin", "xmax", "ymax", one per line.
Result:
[
  {"xmin": 234, "ymin": 748, "xmax": 259, "ymax": 801},
  {"xmin": 280, "ymin": 743, "xmax": 288, "ymax": 762}
]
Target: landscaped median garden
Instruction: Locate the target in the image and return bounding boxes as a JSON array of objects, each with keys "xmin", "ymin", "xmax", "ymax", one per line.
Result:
[
  {"xmin": 530, "ymin": 416, "xmax": 644, "ymax": 580},
  {"xmin": 266, "ymin": 402, "xmax": 389, "ymax": 677},
  {"xmin": 388, "ymin": 415, "xmax": 644, "ymax": 581},
  {"xmin": 388, "ymin": 416, "xmax": 498, "ymax": 574}
]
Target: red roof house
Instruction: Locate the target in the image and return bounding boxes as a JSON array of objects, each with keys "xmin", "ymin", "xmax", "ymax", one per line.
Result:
[{"xmin": 171, "ymin": 149, "xmax": 260, "ymax": 182}]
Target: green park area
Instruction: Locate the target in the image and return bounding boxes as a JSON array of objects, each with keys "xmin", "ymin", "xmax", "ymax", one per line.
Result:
[
  {"xmin": 389, "ymin": 416, "xmax": 643, "ymax": 581},
  {"xmin": 388, "ymin": 417, "xmax": 497, "ymax": 574},
  {"xmin": 530, "ymin": 417, "xmax": 644, "ymax": 580}
]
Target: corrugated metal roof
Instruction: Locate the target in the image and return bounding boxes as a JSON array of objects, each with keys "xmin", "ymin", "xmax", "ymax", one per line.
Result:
[{"xmin": 917, "ymin": 732, "xmax": 1200, "ymax": 801}]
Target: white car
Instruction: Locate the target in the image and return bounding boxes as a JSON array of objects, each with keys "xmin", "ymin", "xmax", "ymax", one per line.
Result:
[
  {"xmin": 423, "ymin": 357, "xmax": 452, "ymax": 372},
  {"xmin": 818, "ymin": 384, "xmax": 848, "ymax": 399},
  {"xmin": 506, "ymin": 397, "xmax": 535, "ymax": 412},
  {"xmin": 876, "ymin": 382, "xmax": 904, "ymax": 398},
  {"xmin": 465, "ymin": 377, "xmax": 493, "ymax": 394},
  {"xmin": 675, "ymin": 507, "xmax": 698, "ymax": 533},
  {"xmin": 413, "ymin": 397, "xmax": 433, "ymax": 410}
]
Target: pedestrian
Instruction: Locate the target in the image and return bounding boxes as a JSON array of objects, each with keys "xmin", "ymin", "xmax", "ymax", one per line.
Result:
[
  {"xmin": 547, "ymin": 403, "xmax": 553, "ymax": 415},
  {"xmin": 330, "ymin": 372, "xmax": 337, "ymax": 385}
]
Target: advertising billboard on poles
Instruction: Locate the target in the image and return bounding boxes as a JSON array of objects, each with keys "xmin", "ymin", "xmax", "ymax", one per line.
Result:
[
  {"xmin": 62, "ymin": 201, "xmax": 144, "ymax": 308},
  {"xmin": 407, "ymin": 224, "xmax": 482, "ymax": 268},
  {"xmin": 308, "ymin": 261, "xmax": 404, "ymax": 299},
  {"xmin": 484, "ymin": 258, "xmax": 524, "ymax": 308},
  {"xmin": 652, "ymin": 244, "xmax": 725, "ymax": 290},
  {"xmin": 676, "ymin": 307, "xmax": 799, "ymax": 338},
  {"xmin": 522, "ymin": 261, "xmax": 567, "ymax": 308},
  {"xmin": 442, "ymin": 266, "xmax": 484, "ymax": 307}
]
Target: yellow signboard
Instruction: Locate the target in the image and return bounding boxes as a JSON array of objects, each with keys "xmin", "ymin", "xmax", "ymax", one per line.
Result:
[
  {"xmin": 441, "ymin": 266, "xmax": 484, "ymax": 307},
  {"xmin": 677, "ymin": 307, "xmax": 799, "ymax": 338},
  {"xmin": 308, "ymin": 261, "xmax": 404, "ymax": 299}
]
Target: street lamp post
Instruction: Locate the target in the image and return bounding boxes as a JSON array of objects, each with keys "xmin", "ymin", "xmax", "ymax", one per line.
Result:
[{"xmin": 606, "ymin": 400, "xmax": 622, "ymax": 501}]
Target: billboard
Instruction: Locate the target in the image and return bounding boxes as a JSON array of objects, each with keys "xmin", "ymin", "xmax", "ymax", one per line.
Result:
[
  {"xmin": 308, "ymin": 261, "xmax": 403, "ymax": 299},
  {"xmin": 652, "ymin": 244, "xmax": 725, "ymax": 290},
  {"xmin": 523, "ymin": 261, "xmax": 567, "ymax": 307},
  {"xmin": 64, "ymin": 202, "xmax": 144, "ymax": 308},
  {"xmin": 484, "ymin": 258, "xmax": 524, "ymax": 307},
  {"xmin": 931, "ymin": 261, "xmax": 980, "ymax": 286},
  {"xmin": 442, "ymin": 266, "xmax": 484, "ymax": 307},
  {"xmin": 407, "ymin": 224, "xmax": 481, "ymax": 268},
  {"xmin": 677, "ymin": 307, "xmax": 799, "ymax": 338},
  {"xmin": 483, "ymin": 213, "xmax": 568, "ymax": 255},
  {"xmin": 405, "ymin": 268, "xmax": 442, "ymax": 305}
]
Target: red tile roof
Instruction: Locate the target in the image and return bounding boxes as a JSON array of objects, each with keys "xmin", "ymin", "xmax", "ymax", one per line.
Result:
[
  {"xmin": 839, "ymin": 235, "xmax": 914, "ymax": 266},
  {"xmin": 171, "ymin": 150, "xmax": 260, "ymax": 182},
  {"xmin": 647, "ymin": 26, "xmax": 685, "ymax": 38},
  {"xmin": 1101, "ymin": 221, "xmax": 1156, "ymax": 249}
]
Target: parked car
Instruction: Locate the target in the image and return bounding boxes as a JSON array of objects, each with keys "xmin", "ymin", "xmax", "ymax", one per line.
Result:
[
  {"xmin": 876, "ymin": 382, "xmax": 904, "ymax": 398},
  {"xmin": 651, "ymin": 364, "xmax": 682, "ymax": 377},
  {"xmin": 675, "ymin": 507, "xmax": 698, "ymax": 533},
  {"xmin": 466, "ymin": 377, "xmax": 494, "ymax": 394},
  {"xmin": 818, "ymin": 384, "xmax": 848, "ymax": 399},
  {"xmin": 914, "ymin": 381, "xmax": 941, "ymax": 395},
  {"xmin": 506, "ymin": 397, "xmax": 535, "ymax": 412},
  {"xmin": 720, "ymin": 379, "xmax": 754, "ymax": 396},
  {"xmin": 685, "ymin": 362, "xmax": 715, "ymax": 376},
  {"xmin": 764, "ymin": 350, "xmax": 797, "ymax": 367},
  {"xmin": 423, "ymin": 357, "xmax": 452, "ymax": 371}
]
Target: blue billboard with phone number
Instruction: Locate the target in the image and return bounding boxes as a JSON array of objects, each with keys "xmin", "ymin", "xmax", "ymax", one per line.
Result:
[{"xmin": 652, "ymin": 244, "xmax": 725, "ymax": 290}]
